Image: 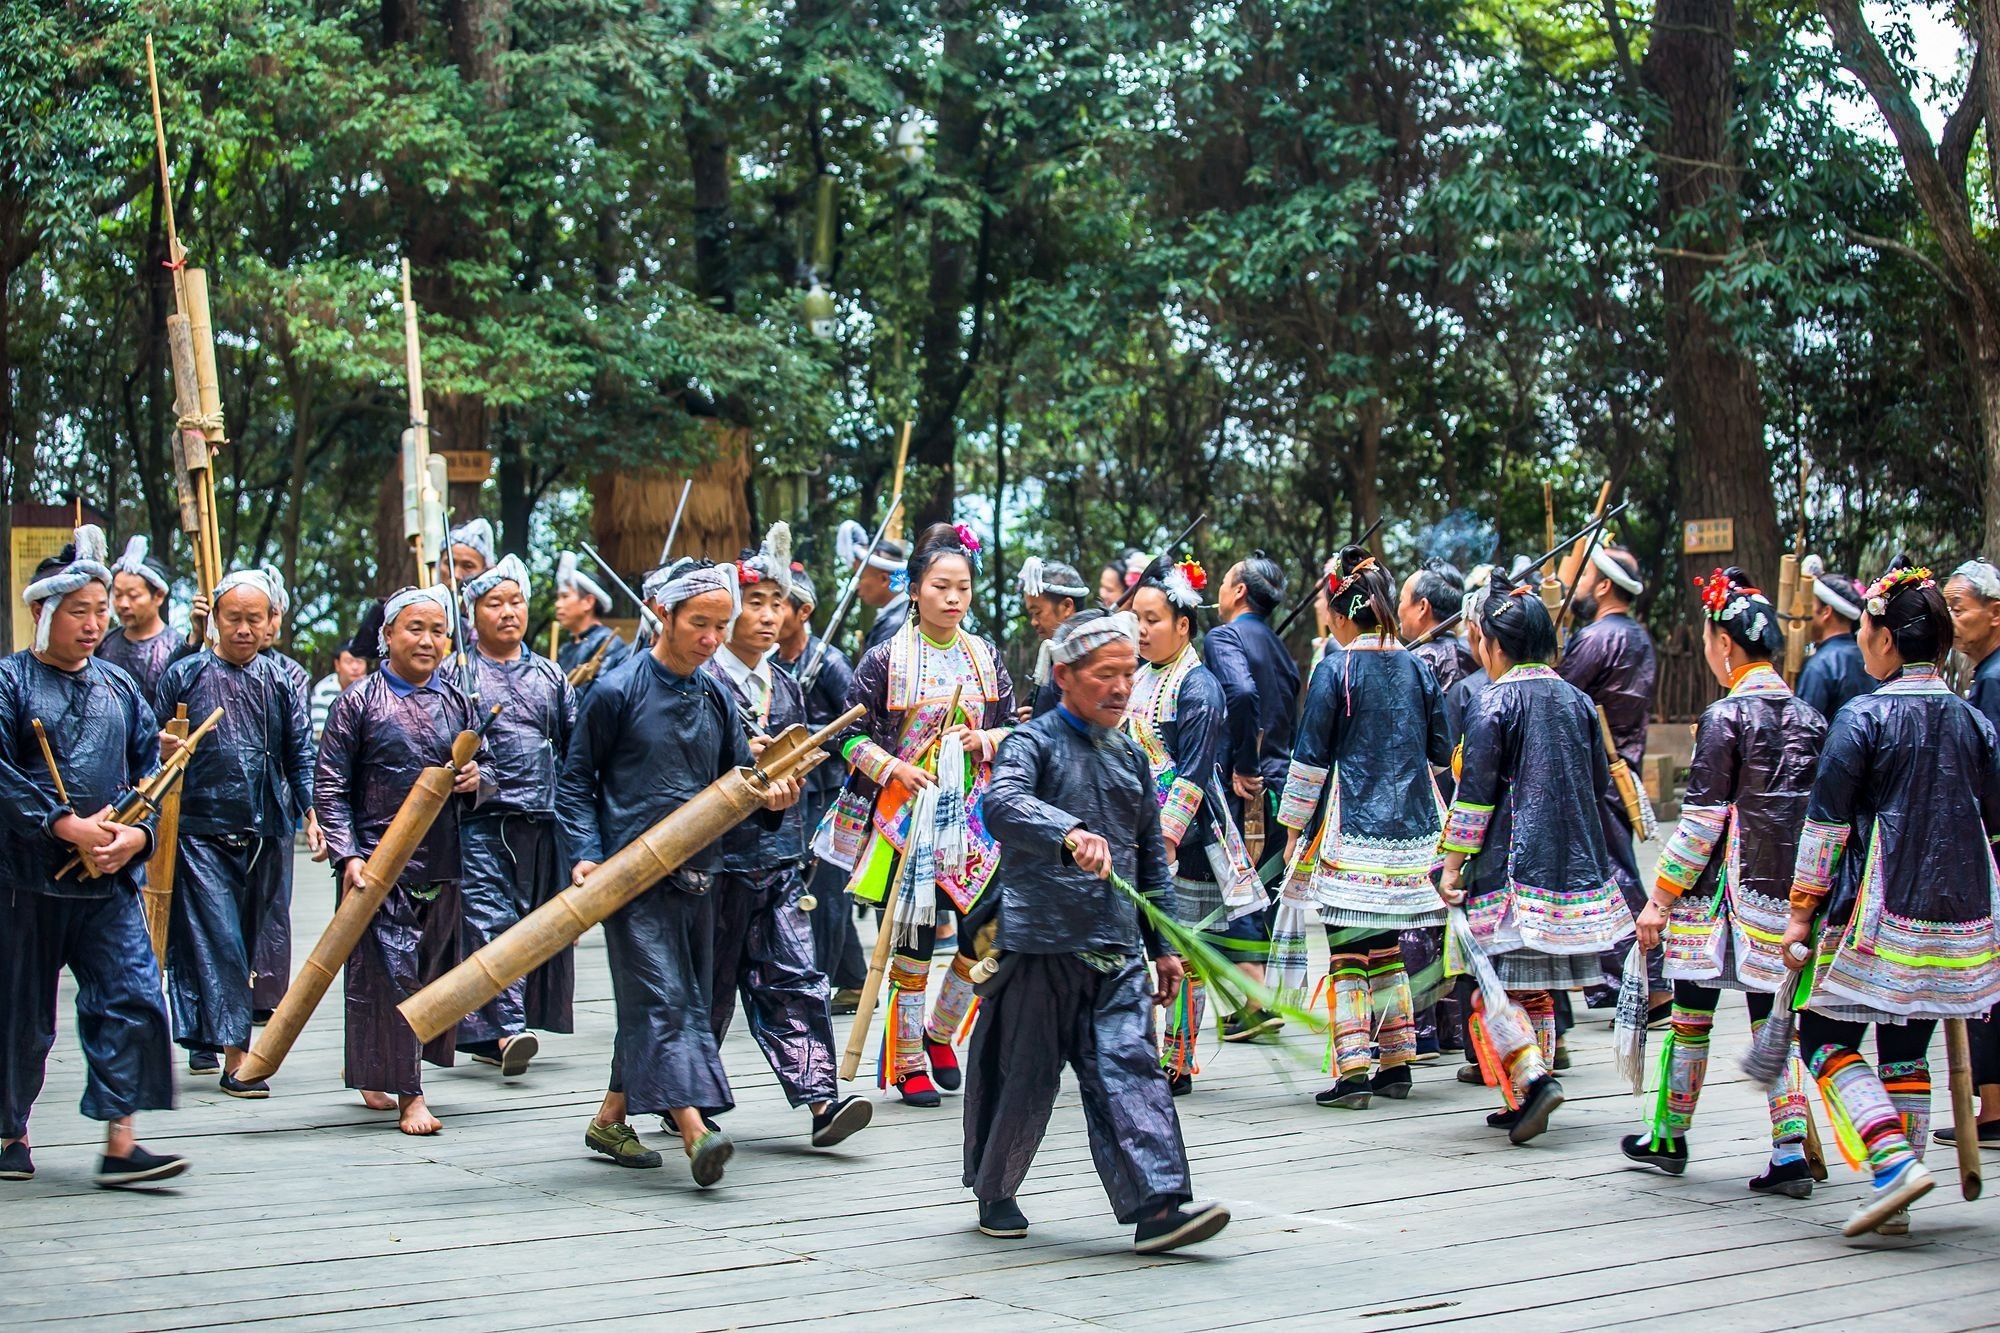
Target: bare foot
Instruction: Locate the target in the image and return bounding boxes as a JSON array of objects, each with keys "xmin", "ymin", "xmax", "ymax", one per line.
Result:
[
  {"xmin": 398, "ymin": 1094, "xmax": 441, "ymax": 1136},
  {"xmin": 360, "ymin": 1090, "xmax": 396, "ymax": 1111}
]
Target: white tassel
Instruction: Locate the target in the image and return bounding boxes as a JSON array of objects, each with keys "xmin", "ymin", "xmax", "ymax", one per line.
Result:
[{"xmin": 934, "ymin": 734, "xmax": 967, "ymax": 877}]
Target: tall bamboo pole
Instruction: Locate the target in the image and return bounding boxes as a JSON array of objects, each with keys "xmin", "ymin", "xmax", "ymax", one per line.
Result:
[{"xmin": 402, "ymin": 259, "xmax": 435, "ymax": 589}]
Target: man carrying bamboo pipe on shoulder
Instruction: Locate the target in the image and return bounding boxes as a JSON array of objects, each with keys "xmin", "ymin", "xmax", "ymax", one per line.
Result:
[
  {"xmin": 0, "ymin": 525, "xmax": 186, "ymax": 1189},
  {"xmin": 316, "ymin": 585, "xmax": 490, "ymax": 1136},
  {"xmin": 249, "ymin": 564, "xmax": 314, "ymax": 1023},
  {"xmin": 154, "ymin": 568, "xmax": 317, "ymax": 1098},
  {"xmin": 555, "ymin": 557, "xmax": 802, "ymax": 1188}
]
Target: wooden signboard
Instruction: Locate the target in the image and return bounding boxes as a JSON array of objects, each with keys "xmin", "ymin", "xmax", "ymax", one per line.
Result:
[
  {"xmin": 1682, "ymin": 518, "xmax": 1735, "ymax": 555},
  {"xmin": 438, "ymin": 450, "xmax": 492, "ymax": 484}
]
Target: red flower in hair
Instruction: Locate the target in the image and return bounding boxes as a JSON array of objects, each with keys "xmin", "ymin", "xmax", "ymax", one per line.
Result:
[
  {"xmin": 1178, "ymin": 559, "xmax": 1208, "ymax": 593},
  {"xmin": 736, "ymin": 559, "xmax": 763, "ymax": 585},
  {"xmin": 1693, "ymin": 568, "xmax": 1733, "ymax": 617}
]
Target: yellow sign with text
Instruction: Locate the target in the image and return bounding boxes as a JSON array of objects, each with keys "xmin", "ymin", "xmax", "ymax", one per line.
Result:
[{"xmin": 1682, "ymin": 518, "xmax": 1735, "ymax": 555}]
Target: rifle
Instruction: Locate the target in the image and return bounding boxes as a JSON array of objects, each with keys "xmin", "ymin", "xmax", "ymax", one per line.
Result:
[
  {"xmin": 659, "ymin": 478, "xmax": 694, "ymax": 565},
  {"xmin": 1112, "ymin": 512, "xmax": 1209, "ymax": 611},
  {"xmin": 1404, "ymin": 502, "xmax": 1631, "ymax": 649},
  {"xmin": 579, "ymin": 542, "xmax": 664, "ymax": 636},
  {"xmin": 147, "ymin": 39, "xmax": 225, "ymax": 642},
  {"xmin": 55, "ymin": 707, "xmax": 224, "ymax": 881},
  {"xmin": 802, "ymin": 492, "xmax": 903, "ymax": 693},
  {"xmin": 1272, "ymin": 515, "xmax": 1386, "ymax": 638}
]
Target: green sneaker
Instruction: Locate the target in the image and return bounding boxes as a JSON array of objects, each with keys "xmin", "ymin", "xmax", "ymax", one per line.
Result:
[
  {"xmin": 688, "ymin": 1129, "xmax": 734, "ymax": 1188},
  {"xmin": 585, "ymin": 1120, "xmax": 662, "ymax": 1169}
]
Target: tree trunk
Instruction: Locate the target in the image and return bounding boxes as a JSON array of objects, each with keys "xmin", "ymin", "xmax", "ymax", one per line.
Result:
[
  {"xmin": 449, "ymin": 0, "xmax": 512, "ymax": 107},
  {"xmin": 1643, "ymin": 0, "xmax": 1780, "ymax": 588}
]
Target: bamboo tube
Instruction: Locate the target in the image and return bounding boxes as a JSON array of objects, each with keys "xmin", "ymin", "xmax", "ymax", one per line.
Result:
[
  {"xmin": 547, "ymin": 622, "xmax": 560, "ymax": 662},
  {"xmin": 235, "ymin": 730, "xmax": 480, "ymax": 1083},
  {"xmin": 838, "ymin": 685, "xmax": 962, "ymax": 1081},
  {"xmin": 1946, "ymin": 1018, "xmax": 1984, "ymax": 1200},
  {"xmin": 399, "ymin": 708, "xmax": 861, "ymax": 1043},
  {"xmin": 1597, "ymin": 706, "xmax": 1647, "ymax": 837},
  {"xmin": 886, "ymin": 420, "xmax": 913, "ymax": 544},
  {"xmin": 401, "ymin": 259, "xmax": 434, "ymax": 589},
  {"xmin": 31, "ymin": 720, "xmax": 68, "ymax": 807},
  {"xmin": 565, "ymin": 633, "xmax": 614, "ymax": 687},
  {"xmin": 140, "ymin": 706, "xmax": 191, "ymax": 968},
  {"xmin": 58, "ymin": 707, "xmax": 223, "ymax": 880},
  {"xmin": 1778, "ymin": 554, "xmax": 1805, "ymax": 684}
]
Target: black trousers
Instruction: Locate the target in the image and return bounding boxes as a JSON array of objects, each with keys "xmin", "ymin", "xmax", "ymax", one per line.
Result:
[
  {"xmin": 1, "ymin": 889, "xmax": 173, "ymax": 1137},
  {"xmin": 167, "ymin": 832, "xmax": 284, "ymax": 1052},
  {"xmin": 963, "ymin": 953, "xmax": 1192, "ymax": 1224},
  {"xmin": 604, "ymin": 881, "xmax": 733, "ymax": 1117},
  {"xmin": 344, "ymin": 882, "xmax": 460, "ymax": 1096},
  {"xmin": 711, "ymin": 866, "xmax": 837, "ymax": 1107}
]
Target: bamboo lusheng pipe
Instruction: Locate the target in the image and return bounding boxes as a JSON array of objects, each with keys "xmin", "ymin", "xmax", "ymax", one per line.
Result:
[
  {"xmin": 32, "ymin": 719, "xmax": 68, "ymax": 807},
  {"xmin": 565, "ymin": 633, "xmax": 615, "ymax": 687},
  {"xmin": 838, "ymin": 684, "xmax": 963, "ymax": 1082},
  {"xmin": 547, "ymin": 621, "xmax": 561, "ymax": 662},
  {"xmin": 56, "ymin": 707, "xmax": 223, "ymax": 881},
  {"xmin": 139, "ymin": 705, "xmax": 191, "ymax": 968},
  {"xmin": 1946, "ymin": 1017, "xmax": 1984, "ymax": 1200},
  {"xmin": 402, "ymin": 259, "xmax": 436, "ymax": 589},
  {"xmin": 1596, "ymin": 705, "xmax": 1648, "ymax": 840},
  {"xmin": 1778, "ymin": 553, "xmax": 1807, "ymax": 684},
  {"xmin": 886, "ymin": 420, "xmax": 913, "ymax": 545},
  {"xmin": 399, "ymin": 707, "xmax": 863, "ymax": 1044},
  {"xmin": 235, "ymin": 729, "xmax": 481, "ymax": 1083}
]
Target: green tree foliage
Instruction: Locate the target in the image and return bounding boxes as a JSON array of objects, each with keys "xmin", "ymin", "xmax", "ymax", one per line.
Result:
[{"xmin": 0, "ymin": 0, "xmax": 1984, "ymax": 679}]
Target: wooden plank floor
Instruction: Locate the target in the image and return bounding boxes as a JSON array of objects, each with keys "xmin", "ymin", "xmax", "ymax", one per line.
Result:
[{"xmin": 5, "ymin": 846, "xmax": 1999, "ymax": 1330}]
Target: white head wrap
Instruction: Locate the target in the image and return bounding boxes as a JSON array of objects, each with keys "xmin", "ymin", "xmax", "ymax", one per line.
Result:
[
  {"xmin": 24, "ymin": 525, "xmax": 113, "ymax": 654},
  {"xmin": 786, "ymin": 568, "xmax": 818, "ymax": 608},
  {"xmin": 1952, "ymin": 556, "xmax": 2000, "ymax": 600},
  {"xmin": 466, "ymin": 552, "xmax": 530, "ymax": 602},
  {"xmin": 446, "ymin": 518, "xmax": 495, "ymax": 569},
  {"xmin": 113, "ymin": 535, "xmax": 170, "ymax": 593},
  {"xmin": 210, "ymin": 568, "xmax": 279, "ymax": 624},
  {"xmin": 556, "ymin": 551, "xmax": 613, "ymax": 615},
  {"xmin": 378, "ymin": 585, "xmax": 458, "ymax": 657},
  {"xmin": 643, "ymin": 558, "xmax": 741, "ymax": 618},
  {"xmin": 737, "ymin": 522, "xmax": 793, "ymax": 595},
  {"xmin": 1018, "ymin": 556, "xmax": 1090, "ymax": 601},
  {"xmin": 1589, "ymin": 546, "xmax": 1643, "ymax": 597},
  {"xmin": 1807, "ymin": 555, "xmax": 1866, "ymax": 621},
  {"xmin": 1048, "ymin": 609, "xmax": 1140, "ymax": 668},
  {"xmin": 260, "ymin": 564, "xmax": 290, "ymax": 617},
  {"xmin": 837, "ymin": 518, "xmax": 908, "ymax": 573}
]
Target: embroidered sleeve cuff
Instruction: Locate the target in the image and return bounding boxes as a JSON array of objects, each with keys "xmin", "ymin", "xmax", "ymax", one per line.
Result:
[
  {"xmin": 850, "ymin": 740, "xmax": 898, "ymax": 786},
  {"xmin": 1276, "ymin": 761, "xmax": 1329, "ymax": 830},
  {"xmin": 1655, "ymin": 804, "xmax": 1728, "ymax": 897},
  {"xmin": 1791, "ymin": 818, "xmax": 1849, "ymax": 898},
  {"xmin": 1160, "ymin": 777, "xmax": 1203, "ymax": 845},
  {"xmin": 1440, "ymin": 801, "xmax": 1494, "ymax": 855}
]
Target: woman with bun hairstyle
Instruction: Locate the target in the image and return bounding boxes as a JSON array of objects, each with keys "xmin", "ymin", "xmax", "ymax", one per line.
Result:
[
  {"xmin": 1124, "ymin": 556, "xmax": 1263, "ymax": 1095},
  {"xmin": 1275, "ymin": 546, "xmax": 1452, "ymax": 1109},
  {"xmin": 1621, "ymin": 568, "xmax": 1827, "ymax": 1197},
  {"xmin": 1781, "ymin": 559, "xmax": 2000, "ymax": 1237},
  {"xmin": 823, "ymin": 522, "xmax": 1017, "ymax": 1107},
  {"xmin": 1437, "ymin": 570, "xmax": 1634, "ymax": 1145}
]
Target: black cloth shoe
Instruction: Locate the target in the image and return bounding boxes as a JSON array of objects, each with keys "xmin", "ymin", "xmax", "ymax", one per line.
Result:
[
  {"xmin": 1315, "ymin": 1077, "xmax": 1372, "ymax": 1109},
  {"xmin": 978, "ymin": 1197, "xmax": 1030, "ymax": 1238},
  {"xmin": 94, "ymin": 1146, "xmax": 189, "ymax": 1189},
  {"xmin": 811, "ymin": 1095, "xmax": 873, "ymax": 1148},
  {"xmin": 219, "ymin": 1071, "xmax": 271, "ymax": 1099},
  {"xmin": 251, "ymin": 1009, "xmax": 273, "ymax": 1026},
  {"xmin": 1486, "ymin": 1106, "xmax": 1521, "ymax": 1130},
  {"xmin": 1747, "ymin": 1157, "xmax": 1815, "ymax": 1199},
  {"xmin": 1134, "ymin": 1202, "xmax": 1231, "ymax": 1254},
  {"xmin": 186, "ymin": 1050, "xmax": 220, "ymax": 1075},
  {"xmin": 1168, "ymin": 1071, "xmax": 1192, "ymax": 1098},
  {"xmin": 1370, "ymin": 1065, "xmax": 1413, "ymax": 1100},
  {"xmin": 1508, "ymin": 1075, "xmax": 1563, "ymax": 1145},
  {"xmin": 1934, "ymin": 1122, "xmax": 2000, "ymax": 1146},
  {"xmin": 1620, "ymin": 1133, "xmax": 1688, "ymax": 1176},
  {"xmin": 0, "ymin": 1141, "xmax": 32, "ymax": 1181}
]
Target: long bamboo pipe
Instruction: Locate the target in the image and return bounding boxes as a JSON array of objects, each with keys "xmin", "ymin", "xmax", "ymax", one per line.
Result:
[
  {"xmin": 398, "ymin": 707, "xmax": 863, "ymax": 1043},
  {"xmin": 235, "ymin": 730, "xmax": 480, "ymax": 1083},
  {"xmin": 140, "ymin": 705, "xmax": 191, "ymax": 968},
  {"xmin": 1947, "ymin": 1018, "xmax": 1984, "ymax": 1200}
]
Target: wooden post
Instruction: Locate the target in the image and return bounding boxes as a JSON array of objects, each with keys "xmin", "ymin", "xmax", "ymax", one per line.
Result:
[
  {"xmin": 141, "ymin": 705, "xmax": 191, "ymax": 967},
  {"xmin": 234, "ymin": 731, "xmax": 480, "ymax": 1083}
]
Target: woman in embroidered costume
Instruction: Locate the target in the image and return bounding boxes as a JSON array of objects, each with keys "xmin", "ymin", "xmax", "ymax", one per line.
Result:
[
  {"xmin": 823, "ymin": 522, "xmax": 1017, "ymax": 1107},
  {"xmin": 1273, "ymin": 547, "xmax": 1452, "ymax": 1109},
  {"xmin": 1781, "ymin": 559, "xmax": 2000, "ymax": 1237},
  {"xmin": 1437, "ymin": 572, "xmax": 1634, "ymax": 1144},
  {"xmin": 1124, "ymin": 557, "xmax": 1262, "ymax": 1096},
  {"xmin": 1620, "ymin": 568, "xmax": 1827, "ymax": 1195}
]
